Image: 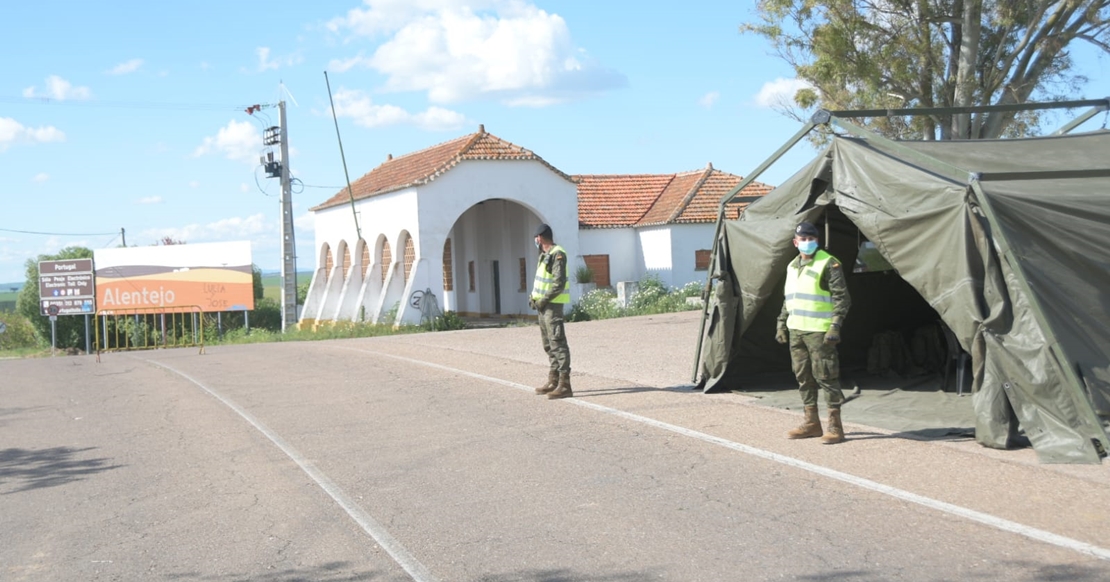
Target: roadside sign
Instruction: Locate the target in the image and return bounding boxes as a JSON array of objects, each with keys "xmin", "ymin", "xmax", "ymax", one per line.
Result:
[
  {"xmin": 39, "ymin": 258, "xmax": 96, "ymax": 316},
  {"xmin": 0, "ymin": 321, "xmax": 6, "ymax": 334}
]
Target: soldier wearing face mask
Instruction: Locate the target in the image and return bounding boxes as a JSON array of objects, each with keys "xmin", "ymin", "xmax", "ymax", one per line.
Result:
[{"xmin": 776, "ymin": 221, "xmax": 851, "ymax": 444}]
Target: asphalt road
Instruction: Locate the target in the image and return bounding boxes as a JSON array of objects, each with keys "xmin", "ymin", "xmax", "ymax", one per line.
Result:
[{"xmin": 3, "ymin": 311, "xmax": 1109, "ymax": 581}]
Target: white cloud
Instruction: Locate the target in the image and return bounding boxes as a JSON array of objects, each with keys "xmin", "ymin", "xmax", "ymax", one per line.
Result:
[
  {"xmin": 256, "ymin": 47, "xmax": 303, "ymax": 71},
  {"xmin": 240, "ymin": 183, "xmax": 250, "ymax": 193},
  {"xmin": 23, "ymin": 75, "xmax": 92, "ymax": 101},
  {"xmin": 139, "ymin": 213, "xmax": 270, "ymax": 245},
  {"xmin": 327, "ymin": 1, "xmax": 625, "ymax": 106},
  {"xmin": 0, "ymin": 117, "xmax": 66, "ymax": 151},
  {"xmin": 330, "ymin": 87, "xmax": 468, "ymax": 130},
  {"xmin": 755, "ymin": 78, "xmax": 813, "ymax": 108},
  {"xmin": 136, "ymin": 196, "xmax": 163, "ymax": 204},
  {"xmin": 32, "ymin": 172, "xmax": 50, "ymax": 183},
  {"xmin": 108, "ymin": 59, "xmax": 144, "ymax": 75},
  {"xmin": 189, "ymin": 181, "xmax": 200, "ymax": 189},
  {"xmin": 699, "ymin": 91, "xmax": 720, "ymax": 109},
  {"xmin": 193, "ymin": 120, "xmax": 261, "ymax": 163}
]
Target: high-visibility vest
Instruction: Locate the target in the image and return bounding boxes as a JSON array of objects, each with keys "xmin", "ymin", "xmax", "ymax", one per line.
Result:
[
  {"xmin": 784, "ymin": 250, "xmax": 836, "ymax": 332},
  {"xmin": 531, "ymin": 245, "xmax": 570, "ymax": 304}
]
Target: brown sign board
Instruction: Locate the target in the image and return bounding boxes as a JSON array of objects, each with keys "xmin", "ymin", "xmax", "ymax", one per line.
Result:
[{"xmin": 39, "ymin": 258, "xmax": 96, "ymax": 316}]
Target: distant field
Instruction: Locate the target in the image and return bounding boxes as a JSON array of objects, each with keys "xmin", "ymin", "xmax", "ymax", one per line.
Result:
[{"xmin": 261, "ymin": 272, "xmax": 313, "ymax": 301}]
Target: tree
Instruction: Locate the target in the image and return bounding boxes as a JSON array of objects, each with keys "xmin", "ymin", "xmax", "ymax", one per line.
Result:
[
  {"xmin": 743, "ymin": 1, "xmax": 1110, "ymax": 140},
  {"xmin": 15, "ymin": 246, "xmax": 95, "ymax": 349}
]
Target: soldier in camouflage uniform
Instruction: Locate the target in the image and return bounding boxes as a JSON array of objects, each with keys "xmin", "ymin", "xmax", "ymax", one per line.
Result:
[
  {"xmin": 776, "ymin": 221, "xmax": 851, "ymax": 444},
  {"xmin": 529, "ymin": 223, "xmax": 573, "ymax": 399}
]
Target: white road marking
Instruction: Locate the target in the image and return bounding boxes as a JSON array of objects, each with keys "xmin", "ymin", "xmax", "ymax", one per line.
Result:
[
  {"xmin": 142, "ymin": 357, "xmax": 440, "ymax": 582},
  {"xmin": 346, "ymin": 346, "xmax": 1110, "ymax": 563}
]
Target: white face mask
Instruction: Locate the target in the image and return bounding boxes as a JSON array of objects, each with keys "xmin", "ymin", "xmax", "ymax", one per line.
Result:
[
  {"xmin": 797, "ymin": 239, "xmax": 818, "ymax": 255},
  {"xmin": 535, "ymin": 239, "xmax": 541, "ymax": 250}
]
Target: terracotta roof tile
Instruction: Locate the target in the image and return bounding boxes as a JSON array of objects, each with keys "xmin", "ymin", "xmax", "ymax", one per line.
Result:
[
  {"xmin": 654, "ymin": 167, "xmax": 773, "ymax": 225},
  {"xmin": 310, "ymin": 127, "xmax": 572, "ymax": 211},
  {"xmin": 574, "ymin": 174, "xmax": 675, "ymax": 228}
]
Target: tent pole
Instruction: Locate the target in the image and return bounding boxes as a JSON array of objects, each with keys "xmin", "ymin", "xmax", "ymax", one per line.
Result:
[
  {"xmin": 829, "ymin": 97, "xmax": 1109, "ymax": 120},
  {"xmin": 1051, "ymin": 98, "xmax": 1110, "ymax": 135},
  {"xmin": 968, "ymin": 179, "xmax": 1110, "ymax": 456},
  {"xmin": 691, "ymin": 117, "xmax": 824, "ymax": 384}
]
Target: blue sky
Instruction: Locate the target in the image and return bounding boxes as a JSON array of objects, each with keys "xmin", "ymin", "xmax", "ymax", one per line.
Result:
[{"xmin": 3, "ymin": 1, "xmax": 1109, "ymax": 285}]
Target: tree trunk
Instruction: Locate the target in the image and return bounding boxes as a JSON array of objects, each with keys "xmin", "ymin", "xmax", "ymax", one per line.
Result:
[{"xmin": 952, "ymin": 0, "xmax": 982, "ymax": 139}]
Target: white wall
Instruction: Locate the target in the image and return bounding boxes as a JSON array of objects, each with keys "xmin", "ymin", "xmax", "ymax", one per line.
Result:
[
  {"xmin": 638, "ymin": 226, "xmax": 674, "ymax": 287},
  {"xmin": 578, "ymin": 228, "xmax": 641, "ymax": 286},
  {"xmin": 669, "ymin": 223, "xmax": 716, "ymax": 289}
]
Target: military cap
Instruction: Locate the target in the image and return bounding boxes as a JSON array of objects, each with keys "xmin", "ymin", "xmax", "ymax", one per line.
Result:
[{"xmin": 795, "ymin": 222, "xmax": 819, "ymax": 237}]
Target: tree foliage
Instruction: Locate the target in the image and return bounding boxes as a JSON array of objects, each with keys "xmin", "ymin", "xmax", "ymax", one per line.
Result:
[{"xmin": 743, "ymin": 0, "xmax": 1110, "ymax": 140}]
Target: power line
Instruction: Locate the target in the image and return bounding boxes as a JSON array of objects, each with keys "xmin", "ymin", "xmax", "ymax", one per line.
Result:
[
  {"xmin": 0, "ymin": 96, "xmax": 275, "ymax": 112},
  {"xmin": 0, "ymin": 227, "xmax": 119, "ymax": 236}
]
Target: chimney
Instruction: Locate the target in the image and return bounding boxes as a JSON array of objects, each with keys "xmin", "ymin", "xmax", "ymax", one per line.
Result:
[
  {"xmin": 707, "ymin": 162, "xmax": 713, "ymax": 170},
  {"xmin": 478, "ymin": 124, "xmax": 485, "ymax": 134},
  {"xmin": 387, "ymin": 153, "xmax": 393, "ymax": 161}
]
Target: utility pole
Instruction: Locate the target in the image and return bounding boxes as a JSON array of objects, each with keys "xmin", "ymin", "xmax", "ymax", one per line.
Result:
[{"xmin": 278, "ymin": 100, "xmax": 298, "ymax": 330}]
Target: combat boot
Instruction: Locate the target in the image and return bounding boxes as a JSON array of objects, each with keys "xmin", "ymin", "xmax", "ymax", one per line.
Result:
[
  {"xmin": 547, "ymin": 372, "xmax": 573, "ymax": 399},
  {"xmin": 535, "ymin": 370, "xmax": 559, "ymax": 395},
  {"xmin": 821, "ymin": 408, "xmax": 845, "ymax": 444},
  {"xmin": 787, "ymin": 405, "xmax": 823, "ymax": 439}
]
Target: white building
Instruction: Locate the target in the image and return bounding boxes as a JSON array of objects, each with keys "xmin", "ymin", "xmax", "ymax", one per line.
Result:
[{"xmin": 301, "ymin": 127, "xmax": 769, "ymax": 326}]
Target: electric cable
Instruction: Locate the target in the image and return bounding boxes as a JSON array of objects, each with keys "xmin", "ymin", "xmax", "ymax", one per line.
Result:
[{"xmin": 0, "ymin": 227, "xmax": 118, "ymax": 236}]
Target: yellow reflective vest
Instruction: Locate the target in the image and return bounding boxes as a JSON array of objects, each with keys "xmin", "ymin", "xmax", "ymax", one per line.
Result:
[
  {"xmin": 784, "ymin": 250, "xmax": 836, "ymax": 332},
  {"xmin": 531, "ymin": 245, "xmax": 570, "ymax": 304}
]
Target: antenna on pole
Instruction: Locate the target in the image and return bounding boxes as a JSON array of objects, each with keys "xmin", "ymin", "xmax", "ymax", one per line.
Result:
[
  {"xmin": 280, "ymin": 80, "xmax": 299, "ymax": 107},
  {"xmin": 324, "ymin": 71, "xmax": 362, "ymax": 240}
]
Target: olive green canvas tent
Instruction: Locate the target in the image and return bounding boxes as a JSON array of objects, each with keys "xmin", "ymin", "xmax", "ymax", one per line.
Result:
[{"xmin": 696, "ymin": 100, "xmax": 1110, "ymax": 464}]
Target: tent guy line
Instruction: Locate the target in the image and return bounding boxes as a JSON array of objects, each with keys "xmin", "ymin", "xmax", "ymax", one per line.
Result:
[
  {"xmin": 337, "ymin": 345, "xmax": 1110, "ymax": 563},
  {"xmin": 135, "ymin": 355, "xmax": 441, "ymax": 582}
]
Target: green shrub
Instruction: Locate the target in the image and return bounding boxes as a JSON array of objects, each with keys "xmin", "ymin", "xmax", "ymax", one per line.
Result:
[
  {"xmin": 568, "ymin": 288, "xmax": 622, "ymax": 321},
  {"xmin": 0, "ymin": 312, "xmax": 41, "ymax": 350},
  {"xmin": 423, "ymin": 310, "xmax": 468, "ymax": 331}
]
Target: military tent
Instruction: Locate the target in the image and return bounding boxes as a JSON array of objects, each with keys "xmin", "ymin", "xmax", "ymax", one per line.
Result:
[{"xmin": 697, "ymin": 101, "xmax": 1110, "ymax": 464}]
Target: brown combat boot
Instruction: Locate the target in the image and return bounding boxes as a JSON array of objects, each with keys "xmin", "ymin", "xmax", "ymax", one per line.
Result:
[
  {"xmin": 787, "ymin": 405, "xmax": 823, "ymax": 439},
  {"xmin": 821, "ymin": 408, "xmax": 845, "ymax": 444},
  {"xmin": 535, "ymin": 370, "xmax": 559, "ymax": 395},
  {"xmin": 547, "ymin": 372, "xmax": 573, "ymax": 399}
]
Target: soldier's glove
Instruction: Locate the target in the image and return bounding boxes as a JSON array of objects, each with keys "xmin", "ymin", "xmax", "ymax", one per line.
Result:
[
  {"xmin": 824, "ymin": 324, "xmax": 841, "ymax": 345},
  {"xmin": 775, "ymin": 324, "xmax": 789, "ymax": 345},
  {"xmin": 528, "ymin": 298, "xmax": 537, "ymax": 310}
]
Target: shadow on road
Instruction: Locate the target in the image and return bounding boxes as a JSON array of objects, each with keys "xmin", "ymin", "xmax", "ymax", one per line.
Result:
[
  {"xmin": 167, "ymin": 562, "xmax": 387, "ymax": 581},
  {"xmin": 0, "ymin": 446, "xmax": 123, "ymax": 494}
]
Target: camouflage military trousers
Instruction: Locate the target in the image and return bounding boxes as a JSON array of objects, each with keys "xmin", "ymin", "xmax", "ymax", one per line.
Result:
[
  {"xmin": 539, "ymin": 303, "xmax": 571, "ymax": 373},
  {"xmin": 789, "ymin": 330, "xmax": 845, "ymax": 408}
]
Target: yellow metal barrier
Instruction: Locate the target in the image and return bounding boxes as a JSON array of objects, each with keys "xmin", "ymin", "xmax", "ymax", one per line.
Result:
[{"xmin": 96, "ymin": 306, "xmax": 205, "ymax": 360}]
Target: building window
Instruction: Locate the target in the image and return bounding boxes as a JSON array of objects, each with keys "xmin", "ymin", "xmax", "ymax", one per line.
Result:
[
  {"xmin": 519, "ymin": 258, "xmax": 528, "ymax": 292},
  {"xmin": 403, "ymin": 236, "xmax": 415, "ymax": 282},
  {"xmin": 380, "ymin": 240, "xmax": 391, "ymax": 285},
  {"xmin": 468, "ymin": 261, "xmax": 476, "ymax": 292},
  {"xmin": 695, "ymin": 249, "xmax": 712, "ymax": 271},
  {"xmin": 582, "ymin": 254, "xmax": 610, "ymax": 288},
  {"xmin": 442, "ymin": 239, "xmax": 454, "ymax": 291}
]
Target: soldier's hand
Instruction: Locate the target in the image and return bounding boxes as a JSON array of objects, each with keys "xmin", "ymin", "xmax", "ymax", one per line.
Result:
[
  {"xmin": 536, "ymin": 299, "xmax": 548, "ymax": 311},
  {"xmin": 824, "ymin": 324, "xmax": 841, "ymax": 345},
  {"xmin": 775, "ymin": 326, "xmax": 789, "ymax": 344},
  {"xmin": 528, "ymin": 298, "xmax": 537, "ymax": 310}
]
